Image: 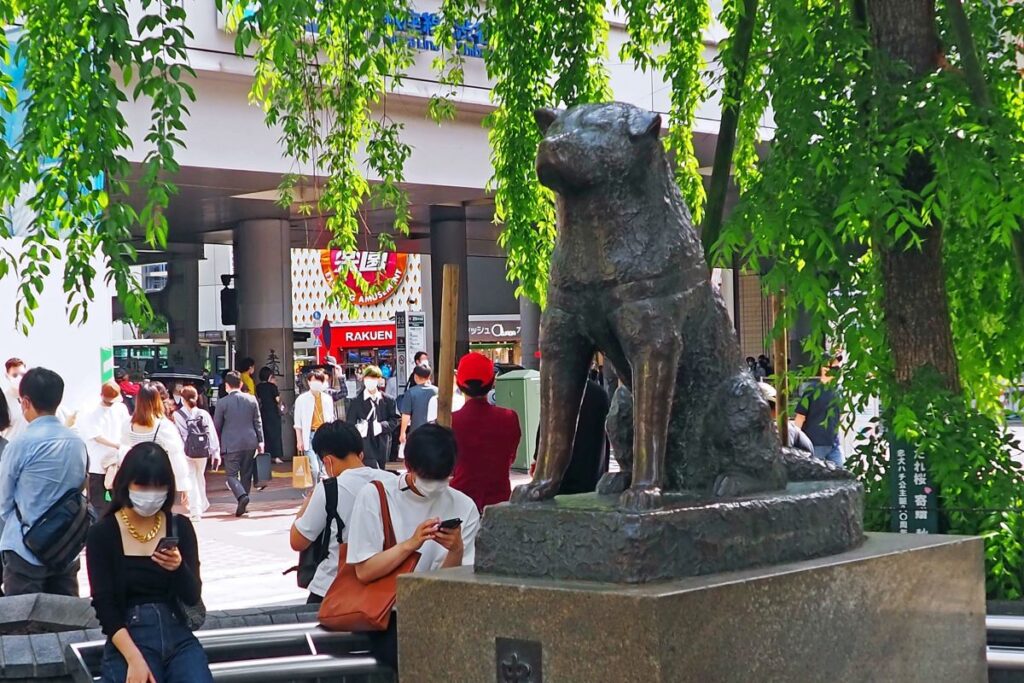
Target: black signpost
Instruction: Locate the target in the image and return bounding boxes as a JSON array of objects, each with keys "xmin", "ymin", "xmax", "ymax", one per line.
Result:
[{"xmin": 889, "ymin": 437, "xmax": 939, "ymax": 534}]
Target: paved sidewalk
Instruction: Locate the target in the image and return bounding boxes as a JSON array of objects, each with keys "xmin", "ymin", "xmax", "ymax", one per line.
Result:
[{"xmin": 77, "ymin": 462, "xmax": 532, "ymax": 610}]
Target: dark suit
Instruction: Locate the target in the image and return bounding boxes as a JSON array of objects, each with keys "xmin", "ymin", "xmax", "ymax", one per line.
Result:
[
  {"xmin": 213, "ymin": 390, "xmax": 264, "ymax": 500},
  {"xmin": 346, "ymin": 394, "xmax": 399, "ymax": 469}
]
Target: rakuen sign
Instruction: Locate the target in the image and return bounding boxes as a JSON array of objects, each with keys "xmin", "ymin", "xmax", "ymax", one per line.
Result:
[{"xmin": 342, "ymin": 326, "xmax": 396, "ymax": 346}]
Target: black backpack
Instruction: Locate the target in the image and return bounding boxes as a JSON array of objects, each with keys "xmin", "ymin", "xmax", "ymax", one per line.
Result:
[
  {"xmin": 179, "ymin": 409, "xmax": 213, "ymax": 459},
  {"xmin": 17, "ymin": 488, "xmax": 95, "ymax": 570},
  {"xmin": 284, "ymin": 478, "xmax": 344, "ymax": 588}
]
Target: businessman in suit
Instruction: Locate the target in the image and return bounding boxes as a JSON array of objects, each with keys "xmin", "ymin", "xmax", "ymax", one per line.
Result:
[{"xmin": 213, "ymin": 371, "xmax": 264, "ymax": 516}]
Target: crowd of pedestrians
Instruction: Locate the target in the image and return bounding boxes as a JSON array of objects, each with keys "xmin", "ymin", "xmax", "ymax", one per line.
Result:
[{"xmin": 0, "ymin": 347, "xmax": 848, "ymax": 680}]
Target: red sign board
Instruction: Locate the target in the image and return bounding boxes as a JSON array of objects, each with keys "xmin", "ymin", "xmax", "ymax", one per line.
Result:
[
  {"xmin": 317, "ymin": 323, "xmax": 397, "ymax": 363},
  {"xmin": 319, "ymin": 251, "xmax": 408, "ymax": 307}
]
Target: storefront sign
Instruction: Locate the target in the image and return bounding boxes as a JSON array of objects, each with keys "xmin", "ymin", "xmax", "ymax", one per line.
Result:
[
  {"xmin": 320, "ymin": 251, "xmax": 408, "ymax": 307},
  {"xmin": 889, "ymin": 437, "xmax": 938, "ymax": 534},
  {"xmin": 317, "ymin": 323, "xmax": 397, "ymax": 363},
  {"xmin": 219, "ymin": 7, "xmax": 486, "ymax": 59},
  {"xmin": 470, "ymin": 318, "xmax": 521, "ymax": 344}
]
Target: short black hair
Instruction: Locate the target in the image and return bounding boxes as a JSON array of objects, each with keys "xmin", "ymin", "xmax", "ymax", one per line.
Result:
[
  {"xmin": 258, "ymin": 366, "xmax": 273, "ymax": 382},
  {"xmin": 405, "ymin": 423, "xmax": 457, "ymax": 480},
  {"xmin": 459, "ymin": 378, "xmax": 493, "ymax": 398},
  {"xmin": 107, "ymin": 442, "xmax": 176, "ymax": 517},
  {"xmin": 0, "ymin": 387, "xmax": 9, "ymax": 432},
  {"xmin": 19, "ymin": 367, "xmax": 64, "ymax": 413},
  {"xmin": 224, "ymin": 371, "xmax": 242, "ymax": 388},
  {"xmin": 237, "ymin": 356, "xmax": 256, "ymax": 372},
  {"xmin": 311, "ymin": 421, "xmax": 364, "ymax": 461},
  {"xmin": 414, "ymin": 351, "xmax": 428, "ymax": 363},
  {"xmin": 413, "ymin": 366, "xmax": 431, "ymax": 380}
]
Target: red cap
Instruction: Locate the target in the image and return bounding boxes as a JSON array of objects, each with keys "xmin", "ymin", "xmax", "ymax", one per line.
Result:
[{"xmin": 457, "ymin": 352, "xmax": 495, "ymax": 386}]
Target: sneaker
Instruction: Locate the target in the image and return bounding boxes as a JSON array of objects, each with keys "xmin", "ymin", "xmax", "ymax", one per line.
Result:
[
  {"xmin": 273, "ymin": 457, "xmax": 284, "ymax": 464},
  {"xmin": 235, "ymin": 495, "xmax": 250, "ymax": 517},
  {"xmin": 190, "ymin": 515, "xmax": 201, "ymax": 524}
]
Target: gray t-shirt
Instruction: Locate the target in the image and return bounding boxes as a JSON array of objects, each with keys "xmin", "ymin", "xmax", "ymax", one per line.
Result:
[{"xmin": 402, "ymin": 383, "xmax": 438, "ymax": 432}]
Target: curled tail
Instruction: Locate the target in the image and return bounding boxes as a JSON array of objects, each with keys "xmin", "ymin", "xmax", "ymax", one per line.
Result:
[{"xmin": 781, "ymin": 447, "xmax": 854, "ymax": 481}]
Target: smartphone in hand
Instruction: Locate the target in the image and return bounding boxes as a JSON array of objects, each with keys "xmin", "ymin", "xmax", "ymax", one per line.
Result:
[
  {"xmin": 153, "ymin": 536, "xmax": 179, "ymax": 555},
  {"xmin": 437, "ymin": 518, "xmax": 462, "ymax": 531}
]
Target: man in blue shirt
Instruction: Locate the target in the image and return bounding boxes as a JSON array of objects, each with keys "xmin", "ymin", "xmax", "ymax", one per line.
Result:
[{"xmin": 0, "ymin": 367, "xmax": 87, "ymax": 596}]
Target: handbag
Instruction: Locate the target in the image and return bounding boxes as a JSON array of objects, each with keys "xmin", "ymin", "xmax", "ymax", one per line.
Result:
[
  {"xmin": 16, "ymin": 488, "xmax": 95, "ymax": 570},
  {"xmin": 318, "ymin": 480, "xmax": 418, "ymax": 632},
  {"xmin": 292, "ymin": 455, "xmax": 313, "ymax": 488},
  {"xmin": 171, "ymin": 514, "xmax": 207, "ymax": 630}
]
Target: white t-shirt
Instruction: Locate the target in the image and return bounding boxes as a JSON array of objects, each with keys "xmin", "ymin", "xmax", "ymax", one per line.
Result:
[
  {"xmin": 121, "ymin": 419, "xmax": 193, "ymax": 492},
  {"xmin": 294, "ymin": 466, "xmax": 392, "ymax": 598},
  {"xmin": 347, "ymin": 473, "xmax": 480, "ymax": 573},
  {"xmin": 76, "ymin": 402, "xmax": 130, "ymax": 474},
  {"xmin": 425, "ymin": 390, "xmax": 465, "ymax": 424}
]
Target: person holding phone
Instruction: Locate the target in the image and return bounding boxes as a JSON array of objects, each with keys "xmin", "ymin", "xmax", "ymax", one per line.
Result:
[
  {"xmin": 346, "ymin": 424, "xmax": 480, "ymax": 670},
  {"xmin": 85, "ymin": 442, "xmax": 211, "ymax": 683}
]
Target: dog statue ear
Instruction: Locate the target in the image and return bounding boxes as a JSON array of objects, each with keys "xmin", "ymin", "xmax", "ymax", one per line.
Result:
[
  {"xmin": 628, "ymin": 110, "xmax": 662, "ymax": 140},
  {"xmin": 535, "ymin": 108, "xmax": 559, "ymax": 134}
]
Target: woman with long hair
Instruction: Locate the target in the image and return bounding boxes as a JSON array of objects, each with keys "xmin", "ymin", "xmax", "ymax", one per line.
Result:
[
  {"xmin": 86, "ymin": 442, "xmax": 212, "ymax": 682},
  {"xmin": 171, "ymin": 386, "xmax": 220, "ymax": 523},
  {"xmin": 121, "ymin": 384, "xmax": 192, "ymax": 507}
]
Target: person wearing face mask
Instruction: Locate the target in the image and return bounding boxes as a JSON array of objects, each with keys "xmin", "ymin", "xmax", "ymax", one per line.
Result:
[
  {"xmin": 86, "ymin": 442, "xmax": 212, "ymax": 683},
  {"xmin": 346, "ymin": 365, "xmax": 400, "ymax": 470},
  {"xmin": 0, "ymin": 368, "xmax": 88, "ymax": 596},
  {"xmin": 289, "ymin": 421, "xmax": 390, "ymax": 604},
  {"xmin": 2, "ymin": 358, "xmax": 28, "ymax": 441},
  {"xmin": 347, "ymin": 423, "xmax": 480, "ymax": 670},
  {"xmin": 294, "ymin": 369, "xmax": 337, "ymax": 484},
  {"xmin": 77, "ymin": 382, "xmax": 132, "ymax": 516}
]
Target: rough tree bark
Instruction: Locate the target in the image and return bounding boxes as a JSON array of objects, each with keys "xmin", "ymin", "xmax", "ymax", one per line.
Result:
[{"xmin": 867, "ymin": 0, "xmax": 961, "ymax": 393}]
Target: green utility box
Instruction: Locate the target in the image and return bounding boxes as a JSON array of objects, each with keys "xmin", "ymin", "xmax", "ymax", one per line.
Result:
[{"xmin": 494, "ymin": 369, "xmax": 540, "ymax": 472}]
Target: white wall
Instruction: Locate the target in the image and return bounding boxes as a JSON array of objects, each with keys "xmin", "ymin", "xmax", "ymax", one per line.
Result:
[
  {"xmin": 199, "ymin": 244, "xmax": 235, "ymax": 332},
  {"xmin": 0, "ymin": 240, "xmax": 115, "ymax": 416}
]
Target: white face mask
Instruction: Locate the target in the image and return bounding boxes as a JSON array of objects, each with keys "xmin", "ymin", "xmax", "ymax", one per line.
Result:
[
  {"xmin": 128, "ymin": 489, "xmax": 167, "ymax": 518},
  {"xmin": 364, "ymin": 378, "xmax": 379, "ymax": 394},
  {"xmin": 414, "ymin": 477, "xmax": 449, "ymax": 498},
  {"xmin": 308, "ymin": 381, "xmax": 324, "ymax": 393}
]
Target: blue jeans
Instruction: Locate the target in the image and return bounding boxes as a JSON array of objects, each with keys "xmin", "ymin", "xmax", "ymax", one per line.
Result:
[
  {"xmin": 101, "ymin": 603, "xmax": 212, "ymax": 683},
  {"xmin": 305, "ymin": 448, "xmax": 322, "ymax": 484},
  {"xmin": 813, "ymin": 444, "xmax": 844, "ymax": 467}
]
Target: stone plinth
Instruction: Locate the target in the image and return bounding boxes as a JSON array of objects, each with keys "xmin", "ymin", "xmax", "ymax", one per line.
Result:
[
  {"xmin": 399, "ymin": 534, "xmax": 986, "ymax": 683},
  {"xmin": 476, "ymin": 480, "xmax": 864, "ymax": 583}
]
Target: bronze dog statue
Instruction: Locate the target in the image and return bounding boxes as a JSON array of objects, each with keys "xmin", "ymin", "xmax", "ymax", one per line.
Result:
[{"xmin": 511, "ymin": 102, "xmax": 841, "ymax": 511}]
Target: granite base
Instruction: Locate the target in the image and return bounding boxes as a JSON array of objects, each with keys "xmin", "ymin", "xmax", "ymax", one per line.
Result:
[
  {"xmin": 476, "ymin": 480, "xmax": 864, "ymax": 583},
  {"xmin": 399, "ymin": 533, "xmax": 986, "ymax": 683}
]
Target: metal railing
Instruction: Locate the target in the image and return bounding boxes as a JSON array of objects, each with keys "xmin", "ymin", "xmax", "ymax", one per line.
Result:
[
  {"xmin": 66, "ymin": 622, "xmax": 390, "ymax": 683},
  {"xmin": 989, "ymin": 615, "xmax": 1024, "ymax": 671}
]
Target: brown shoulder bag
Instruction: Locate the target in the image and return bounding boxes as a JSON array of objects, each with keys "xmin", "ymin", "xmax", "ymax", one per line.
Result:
[{"xmin": 318, "ymin": 480, "xmax": 419, "ymax": 631}]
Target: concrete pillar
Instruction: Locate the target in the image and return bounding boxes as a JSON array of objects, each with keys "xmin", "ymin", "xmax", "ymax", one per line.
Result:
[
  {"xmin": 519, "ymin": 296, "xmax": 541, "ymax": 370},
  {"xmin": 164, "ymin": 258, "xmax": 201, "ymax": 369},
  {"xmin": 233, "ymin": 219, "xmax": 296, "ymax": 458},
  {"xmin": 429, "ymin": 206, "xmax": 470, "ymax": 362}
]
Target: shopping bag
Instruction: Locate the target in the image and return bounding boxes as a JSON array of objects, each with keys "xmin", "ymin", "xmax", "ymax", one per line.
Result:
[
  {"xmin": 292, "ymin": 455, "xmax": 313, "ymax": 488},
  {"xmin": 255, "ymin": 453, "xmax": 272, "ymax": 485}
]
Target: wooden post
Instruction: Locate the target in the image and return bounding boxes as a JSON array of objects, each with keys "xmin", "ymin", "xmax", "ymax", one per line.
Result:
[
  {"xmin": 436, "ymin": 264, "xmax": 460, "ymax": 428},
  {"xmin": 772, "ymin": 291, "xmax": 790, "ymax": 445}
]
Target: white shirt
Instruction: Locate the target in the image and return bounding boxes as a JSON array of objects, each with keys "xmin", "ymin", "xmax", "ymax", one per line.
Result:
[
  {"xmin": 76, "ymin": 401, "xmax": 130, "ymax": 474},
  {"xmin": 294, "ymin": 466, "xmax": 392, "ymax": 597},
  {"xmin": 293, "ymin": 391, "xmax": 337, "ymax": 451},
  {"xmin": 121, "ymin": 418, "xmax": 193, "ymax": 492},
  {"xmin": 347, "ymin": 473, "xmax": 480, "ymax": 573},
  {"xmin": 1, "ymin": 377, "xmax": 27, "ymax": 441},
  {"xmin": 426, "ymin": 390, "xmax": 465, "ymax": 423}
]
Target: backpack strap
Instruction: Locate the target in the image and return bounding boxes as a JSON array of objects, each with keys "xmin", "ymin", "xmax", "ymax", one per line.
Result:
[{"xmin": 322, "ymin": 478, "xmax": 344, "ymax": 544}]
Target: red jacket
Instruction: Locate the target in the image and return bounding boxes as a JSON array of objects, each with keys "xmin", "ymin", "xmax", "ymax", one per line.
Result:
[{"xmin": 450, "ymin": 398, "xmax": 522, "ymax": 512}]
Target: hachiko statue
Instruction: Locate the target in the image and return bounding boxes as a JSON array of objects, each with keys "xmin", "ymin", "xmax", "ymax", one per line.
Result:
[{"xmin": 511, "ymin": 102, "xmax": 844, "ymax": 512}]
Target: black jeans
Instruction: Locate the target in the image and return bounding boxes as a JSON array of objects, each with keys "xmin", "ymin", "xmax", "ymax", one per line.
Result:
[
  {"xmin": 223, "ymin": 450, "xmax": 256, "ymax": 500},
  {"xmin": 369, "ymin": 613, "xmax": 398, "ymax": 673},
  {"xmin": 2, "ymin": 550, "xmax": 80, "ymax": 597},
  {"xmin": 88, "ymin": 472, "xmax": 109, "ymax": 517}
]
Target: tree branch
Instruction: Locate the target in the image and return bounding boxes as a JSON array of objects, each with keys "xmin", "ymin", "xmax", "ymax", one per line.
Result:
[
  {"xmin": 701, "ymin": 0, "xmax": 758, "ymax": 265},
  {"xmin": 943, "ymin": 0, "xmax": 1024, "ymax": 286}
]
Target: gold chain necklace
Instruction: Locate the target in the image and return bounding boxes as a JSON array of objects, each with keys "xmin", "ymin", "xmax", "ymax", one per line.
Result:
[{"xmin": 120, "ymin": 509, "xmax": 162, "ymax": 542}]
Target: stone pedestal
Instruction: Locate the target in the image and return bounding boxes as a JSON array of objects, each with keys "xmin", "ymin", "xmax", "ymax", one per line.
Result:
[{"xmin": 398, "ymin": 533, "xmax": 986, "ymax": 682}]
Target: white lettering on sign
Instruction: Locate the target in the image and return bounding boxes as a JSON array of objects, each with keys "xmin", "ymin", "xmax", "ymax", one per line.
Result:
[{"xmin": 343, "ymin": 329, "xmax": 395, "ymax": 344}]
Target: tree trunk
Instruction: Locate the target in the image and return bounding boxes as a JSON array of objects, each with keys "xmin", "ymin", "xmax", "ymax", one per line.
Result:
[{"xmin": 868, "ymin": 0, "xmax": 961, "ymax": 393}]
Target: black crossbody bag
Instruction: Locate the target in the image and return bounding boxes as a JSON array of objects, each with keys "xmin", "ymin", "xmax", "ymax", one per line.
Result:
[{"xmin": 284, "ymin": 478, "xmax": 344, "ymax": 588}]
